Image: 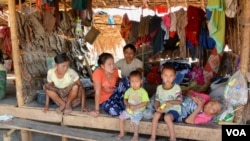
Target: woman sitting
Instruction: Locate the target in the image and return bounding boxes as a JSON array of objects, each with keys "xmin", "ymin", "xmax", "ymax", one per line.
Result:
[
  {"xmin": 42, "ymin": 53, "xmax": 87, "ymax": 114},
  {"xmin": 90, "ymin": 53, "xmax": 121, "ymax": 117}
]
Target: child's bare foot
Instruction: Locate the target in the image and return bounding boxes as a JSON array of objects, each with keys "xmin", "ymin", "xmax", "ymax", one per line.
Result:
[
  {"xmin": 147, "ymin": 137, "xmax": 156, "ymax": 141},
  {"xmin": 131, "ymin": 135, "xmax": 138, "ymax": 141},
  {"xmin": 116, "ymin": 133, "xmax": 124, "ymax": 140}
]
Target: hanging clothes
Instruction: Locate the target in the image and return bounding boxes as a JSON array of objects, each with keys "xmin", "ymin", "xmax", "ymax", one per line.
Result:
[
  {"xmin": 128, "ymin": 22, "xmax": 139, "ymax": 45},
  {"xmin": 170, "ymin": 12, "xmax": 177, "ymax": 32},
  {"xmin": 225, "ymin": 0, "xmax": 237, "ymax": 18},
  {"xmin": 185, "ymin": 6, "xmax": 205, "ymax": 47},
  {"xmin": 138, "ymin": 16, "xmax": 151, "ymax": 37},
  {"xmin": 206, "ymin": 0, "xmax": 226, "ymax": 54},
  {"xmin": 164, "ymin": 32, "xmax": 180, "ymax": 51},
  {"xmin": 120, "ymin": 14, "xmax": 132, "ymax": 43},
  {"xmin": 175, "ymin": 8, "xmax": 188, "ymax": 59},
  {"xmin": 199, "ymin": 18, "xmax": 216, "ymax": 50},
  {"xmin": 149, "ymin": 16, "xmax": 165, "ymax": 55}
]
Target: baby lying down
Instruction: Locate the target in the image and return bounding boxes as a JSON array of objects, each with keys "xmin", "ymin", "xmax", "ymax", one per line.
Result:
[{"xmin": 178, "ymin": 90, "xmax": 225, "ymax": 124}]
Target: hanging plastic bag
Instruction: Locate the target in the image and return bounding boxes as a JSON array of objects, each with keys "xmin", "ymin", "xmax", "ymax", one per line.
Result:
[{"xmin": 224, "ymin": 70, "xmax": 248, "ymax": 106}]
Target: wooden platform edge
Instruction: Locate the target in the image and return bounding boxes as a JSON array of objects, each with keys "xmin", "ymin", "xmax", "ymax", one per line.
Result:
[
  {"xmin": 0, "ymin": 105, "xmax": 62, "ymax": 123},
  {"xmin": 63, "ymin": 112, "xmax": 222, "ymax": 141},
  {"xmin": 1, "ymin": 118, "xmax": 110, "ymax": 141},
  {"xmin": 0, "ymin": 105, "xmax": 222, "ymax": 141}
]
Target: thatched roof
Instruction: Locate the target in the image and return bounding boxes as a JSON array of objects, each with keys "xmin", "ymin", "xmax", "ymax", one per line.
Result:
[{"xmin": 0, "ymin": 0, "xmax": 207, "ymax": 9}]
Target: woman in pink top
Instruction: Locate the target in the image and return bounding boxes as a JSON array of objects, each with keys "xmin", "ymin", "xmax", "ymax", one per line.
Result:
[{"xmin": 90, "ymin": 53, "xmax": 120, "ymax": 117}]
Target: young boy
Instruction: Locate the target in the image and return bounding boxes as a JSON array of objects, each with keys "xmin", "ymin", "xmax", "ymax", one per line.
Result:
[
  {"xmin": 116, "ymin": 70, "xmax": 149, "ymax": 141},
  {"xmin": 148, "ymin": 64, "xmax": 182, "ymax": 141}
]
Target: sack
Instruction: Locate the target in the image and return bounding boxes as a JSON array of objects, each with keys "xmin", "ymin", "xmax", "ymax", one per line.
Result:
[
  {"xmin": 224, "ymin": 70, "xmax": 248, "ymax": 106},
  {"xmin": 85, "ymin": 26, "xmax": 100, "ymax": 44}
]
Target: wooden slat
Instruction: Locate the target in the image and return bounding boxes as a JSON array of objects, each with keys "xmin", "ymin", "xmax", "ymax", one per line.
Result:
[
  {"xmin": 0, "ymin": 105, "xmax": 222, "ymax": 140},
  {"xmin": 1, "ymin": 118, "xmax": 119, "ymax": 141},
  {"xmin": 63, "ymin": 111, "xmax": 222, "ymax": 141},
  {"xmin": 0, "ymin": 105, "xmax": 62, "ymax": 123}
]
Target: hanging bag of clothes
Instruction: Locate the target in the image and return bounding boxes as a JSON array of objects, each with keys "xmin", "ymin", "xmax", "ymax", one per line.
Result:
[{"xmin": 224, "ymin": 70, "xmax": 248, "ymax": 106}]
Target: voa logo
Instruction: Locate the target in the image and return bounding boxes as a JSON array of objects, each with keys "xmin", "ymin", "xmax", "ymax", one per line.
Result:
[{"xmin": 226, "ymin": 129, "xmax": 246, "ymax": 136}]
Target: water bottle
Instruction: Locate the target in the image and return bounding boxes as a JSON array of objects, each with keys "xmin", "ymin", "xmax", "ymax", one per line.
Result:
[{"xmin": 75, "ymin": 17, "xmax": 82, "ymax": 36}]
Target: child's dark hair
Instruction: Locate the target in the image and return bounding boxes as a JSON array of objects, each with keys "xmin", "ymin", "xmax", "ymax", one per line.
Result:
[
  {"xmin": 162, "ymin": 64, "xmax": 176, "ymax": 74},
  {"xmin": 98, "ymin": 52, "xmax": 114, "ymax": 66},
  {"xmin": 123, "ymin": 43, "xmax": 136, "ymax": 53},
  {"xmin": 54, "ymin": 53, "xmax": 69, "ymax": 64},
  {"xmin": 129, "ymin": 70, "xmax": 142, "ymax": 79}
]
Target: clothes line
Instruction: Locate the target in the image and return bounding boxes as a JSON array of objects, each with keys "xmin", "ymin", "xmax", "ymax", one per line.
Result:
[{"xmin": 93, "ymin": 6, "xmax": 187, "ymax": 22}]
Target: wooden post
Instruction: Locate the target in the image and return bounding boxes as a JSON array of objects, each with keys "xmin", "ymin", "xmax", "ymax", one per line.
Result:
[
  {"xmin": 61, "ymin": 123, "xmax": 68, "ymax": 141},
  {"xmin": 240, "ymin": 1, "xmax": 250, "ymax": 74},
  {"xmin": 21, "ymin": 130, "xmax": 32, "ymax": 141},
  {"xmin": 3, "ymin": 129, "xmax": 16, "ymax": 141},
  {"xmin": 8, "ymin": 0, "xmax": 24, "ymax": 106},
  {"xmin": 19, "ymin": 0, "xmax": 22, "ymax": 12},
  {"xmin": 240, "ymin": 0, "xmax": 250, "ymax": 123},
  {"xmin": 62, "ymin": 136, "xmax": 68, "ymax": 141}
]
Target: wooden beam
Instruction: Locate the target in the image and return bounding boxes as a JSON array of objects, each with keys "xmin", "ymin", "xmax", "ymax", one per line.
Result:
[
  {"xmin": 2, "ymin": 118, "xmax": 120, "ymax": 141},
  {"xmin": 240, "ymin": 0, "xmax": 250, "ymax": 74},
  {"xmin": 8, "ymin": 0, "xmax": 24, "ymax": 107},
  {"xmin": 0, "ymin": 105, "xmax": 62, "ymax": 123},
  {"xmin": 21, "ymin": 130, "xmax": 32, "ymax": 141},
  {"xmin": 63, "ymin": 112, "xmax": 222, "ymax": 141},
  {"xmin": 3, "ymin": 129, "xmax": 16, "ymax": 141}
]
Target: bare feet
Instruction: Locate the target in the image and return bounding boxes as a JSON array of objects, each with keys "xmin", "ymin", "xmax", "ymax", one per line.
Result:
[
  {"xmin": 81, "ymin": 107, "xmax": 89, "ymax": 112},
  {"xmin": 148, "ymin": 137, "xmax": 156, "ymax": 141},
  {"xmin": 42, "ymin": 106, "xmax": 48, "ymax": 113},
  {"xmin": 56, "ymin": 103, "xmax": 65, "ymax": 114},
  {"xmin": 116, "ymin": 133, "xmax": 124, "ymax": 140},
  {"xmin": 131, "ymin": 135, "xmax": 138, "ymax": 141},
  {"xmin": 64, "ymin": 107, "xmax": 72, "ymax": 115}
]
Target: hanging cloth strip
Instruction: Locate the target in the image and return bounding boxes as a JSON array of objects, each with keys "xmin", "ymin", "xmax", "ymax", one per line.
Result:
[
  {"xmin": 206, "ymin": 0, "xmax": 226, "ymax": 54},
  {"xmin": 175, "ymin": 8, "xmax": 188, "ymax": 59},
  {"xmin": 120, "ymin": 14, "xmax": 132, "ymax": 43}
]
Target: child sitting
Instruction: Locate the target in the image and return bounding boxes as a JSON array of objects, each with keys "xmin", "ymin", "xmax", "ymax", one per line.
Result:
[
  {"xmin": 178, "ymin": 90, "xmax": 224, "ymax": 124},
  {"xmin": 148, "ymin": 64, "xmax": 182, "ymax": 141},
  {"xmin": 116, "ymin": 70, "xmax": 149, "ymax": 141}
]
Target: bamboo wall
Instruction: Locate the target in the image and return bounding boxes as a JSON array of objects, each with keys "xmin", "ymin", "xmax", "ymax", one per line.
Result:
[{"xmin": 223, "ymin": 0, "xmax": 250, "ymax": 73}]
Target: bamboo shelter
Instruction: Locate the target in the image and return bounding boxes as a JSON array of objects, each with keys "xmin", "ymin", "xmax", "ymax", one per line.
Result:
[{"xmin": 0, "ymin": 0, "xmax": 250, "ymax": 141}]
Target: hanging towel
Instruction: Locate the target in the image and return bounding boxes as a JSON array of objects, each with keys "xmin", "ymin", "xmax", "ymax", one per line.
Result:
[{"xmin": 206, "ymin": 0, "xmax": 226, "ymax": 54}]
